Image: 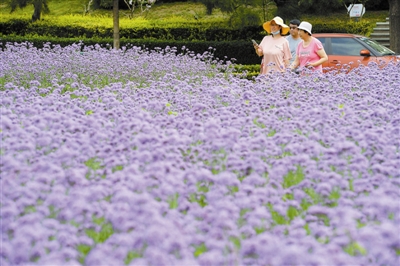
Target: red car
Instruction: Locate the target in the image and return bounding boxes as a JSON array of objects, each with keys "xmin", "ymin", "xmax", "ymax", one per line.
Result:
[{"xmin": 313, "ymin": 33, "xmax": 400, "ymax": 71}]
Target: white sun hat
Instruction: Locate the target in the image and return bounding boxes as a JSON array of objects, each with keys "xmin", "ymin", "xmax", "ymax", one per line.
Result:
[{"xmin": 298, "ymin": 21, "xmax": 312, "ymax": 35}]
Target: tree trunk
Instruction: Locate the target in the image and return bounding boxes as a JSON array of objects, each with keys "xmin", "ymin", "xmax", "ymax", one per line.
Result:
[
  {"xmin": 32, "ymin": 1, "xmax": 42, "ymax": 22},
  {"xmin": 113, "ymin": 0, "xmax": 120, "ymax": 50},
  {"xmin": 388, "ymin": 0, "xmax": 400, "ymax": 53},
  {"xmin": 32, "ymin": 8, "xmax": 41, "ymax": 22}
]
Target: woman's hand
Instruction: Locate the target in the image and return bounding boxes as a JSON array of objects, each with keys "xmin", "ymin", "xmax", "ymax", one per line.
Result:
[
  {"xmin": 290, "ymin": 56, "xmax": 300, "ymax": 71},
  {"xmin": 254, "ymin": 45, "xmax": 263, "ymax": 57}
]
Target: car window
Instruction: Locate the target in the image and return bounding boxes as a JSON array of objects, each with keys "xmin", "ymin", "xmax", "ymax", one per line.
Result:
[
  {"xmin": 317, "ymin": 37, "xmax": 326, "ymax": 48},
  {"xmin": 357, "ymin": 37, "xmax": 396, "ymax": 55},
  {"xmin": 331, "ymin": 38, "xmax": 366, "ymax": 56}
]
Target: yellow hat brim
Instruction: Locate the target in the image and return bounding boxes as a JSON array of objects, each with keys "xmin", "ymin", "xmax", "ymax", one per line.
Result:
[{"xmin": 263, "ymin": 20, "xmax": 290, "ymax": 35}]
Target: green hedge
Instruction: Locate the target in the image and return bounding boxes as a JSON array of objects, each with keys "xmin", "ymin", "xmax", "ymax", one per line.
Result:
[
  {"xmin": 0, "ymin": 18, "xmax": 371, "ymax": 41},
  {"xmin": 0, "ymin": 35, "xmax": 261, "ymax": 65},
  {"xmin": 0, "ymin": 19, "xmax": 265, "ymax": 41},
  {"xmin": 312, "ymin": 20, "xmax": 371, "ymax": 36}
]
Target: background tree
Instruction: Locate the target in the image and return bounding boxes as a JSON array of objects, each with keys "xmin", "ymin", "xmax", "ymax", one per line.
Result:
[
  {"xmin": 261, "ymin": 0, "xmax": 276, "ymax": 21},
  {"xmin": 123, "ymin": 0, "xmax": 157, "ymax": 19},
  {"xmin": 113, "ymin": 0, "xmax": 120, "ymax": 49},
  {"xmin": 195, "ymin": 0, "xmax": 216, "ymax": 15},
  {"xmin": 193, "ymin": 0, "xmax": 260, "ymax": 14},
  {"xmin": 388, "ymin": 0, "xmax": 399, "ymax": 53},
  {"xmin": 274, "ymin": 0, "xmax": 305, "ymax": 19},
  {"xmin": 93, "ymin": 0, "xmax": 114, "ymax": 9},
  {"xmin": 195, "ymin": 0, "xmax": 264, "ymax": 27},
  {"xmin": 83, "ymin": 0, "xmax": 95, "ymax": 15},
  {"xmin": 9, "ymin": 0, "xmax": 49, "ymax": 22}
]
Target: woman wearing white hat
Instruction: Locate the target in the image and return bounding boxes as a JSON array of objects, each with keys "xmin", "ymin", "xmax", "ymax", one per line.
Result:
[
  {"xmin": 290, "ymin": 21, "xmax": 328, "ymax": 73},
  {"xmin": 253, "ymin": 16, "xmax": 292, "ymax": 74}
]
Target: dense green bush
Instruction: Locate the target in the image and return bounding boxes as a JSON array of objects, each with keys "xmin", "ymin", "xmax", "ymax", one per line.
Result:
[
  {"xmin": 311, "ymin": 20, "xmax": 371, "ymax": 36},
  {"xmin": 0, "ymin": 18, "xmax": 373, "ymax": 41},
  {"xmin": 0, "ymin": 18, "xmax": 264, "ymax": 41}
]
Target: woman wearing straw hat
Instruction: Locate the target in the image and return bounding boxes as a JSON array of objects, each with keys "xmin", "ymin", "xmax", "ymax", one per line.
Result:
[
  {"xmin": 253, "ymin": 16, "xmax": 292, "ymax": 74},
  {"xmin": 290, "ymin": 21, "xmax": 328, "ymax": 73}
]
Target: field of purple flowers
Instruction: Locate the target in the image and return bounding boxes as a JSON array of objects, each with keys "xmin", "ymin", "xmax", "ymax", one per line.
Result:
[{"xmin": 1, "ymin": 42, "xmax": 400, "ymax": 265}]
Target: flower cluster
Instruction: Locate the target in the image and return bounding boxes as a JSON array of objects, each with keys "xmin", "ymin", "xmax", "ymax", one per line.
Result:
[{"xmin": 1, "ymin": 42, "xmax": 399, "ymax": 265}]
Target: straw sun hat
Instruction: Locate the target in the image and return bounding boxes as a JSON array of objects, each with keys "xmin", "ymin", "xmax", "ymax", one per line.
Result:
[{"xmin": 263, "ymin": 16, "xmax": 290, "ymax": 35}]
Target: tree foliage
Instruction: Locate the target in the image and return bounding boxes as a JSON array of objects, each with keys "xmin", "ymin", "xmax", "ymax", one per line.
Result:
[
  {"xmin": 194, "ymin": 0, "xmax": 264, "ymax": 28},
  {"xmin": 122, "ymin": 0, "xmax": 156, "ymax": 19},
  {"xmin": 297, "ymin": 0, "xmax": 343, "ymax": 13},
  {"xmin": 297, "ymin": 0, "xmax": 385, "ymax": 16},
  {"xmin": 229, "ymin": 6, "xmax": 262, "ymax": 28},
  {"xmin": 275, "ymin": 0, "xmax": 388, "ymax": 17},
  {"xmin": 195, "ymin": 0, "xmax": 263, "ymax": 15},
  {"xmin": 9, "ymin": 0, "xmax": 49, "ymax": 22},
  {"xmin": 217, "ymin": 0, "xmax": 264, "ymax": 13}
]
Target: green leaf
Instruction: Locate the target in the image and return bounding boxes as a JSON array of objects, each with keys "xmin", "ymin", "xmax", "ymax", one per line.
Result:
[
  {"xmin": 349, "ymin": 178, "xmax": 354, "ymax": 191},
  {"xmin": 304, "ymin": 223, "xmax": 311, "ymax": 235},
  {"xmin": 168, "ymin": 110, "xmax": 178, "ymax": 116},
  {"xmin": 344, "ymin": 241, "xmax": 367, "ymax": 256},
  {"xmin": 287, "ymin": 206, "xmax": 300, "ymax": 221},
  {"xmin": 315, "ymin": 213, "xmax": 330, "ymax": 226},
  {"xmin": 77, "ymin": 244, "xmax": 92, "ymax": 264},
  {"xmin": 282, "ymin": 165, "xmax": 304, "ymax": 189},
  {"xmin": 267, "ymin": 128, "xmax": 276, "ymax": 137},
  {"xmin": 237, "ymin": 208, "xmax": 251, "ymax": 227},
  {"xmin": 254, "ymin": 226, "xmax": 266, "ymax": 234},
  {"xmin": 267, "ymin": 203, "xmax": 288, "ymax": 225},
  {"xmin": 112, "ymin": 165, "xmax": 124, "ymax": 173},
  {"xmin": 24, "ymin": 205, "xmax": 36, "ymax": 214},
  {"xmin": 84, "ymin": 157, "xmax": 104, "ymax": 171},
  {"xmin": 304, "ymin": 188, "xmax": 321, "ymax": 204},
  {"xmin": 197, "ymin": 182, "xmax": 210, "ymax": 193},
  {"xmin": 227, "ymin": 185, "xmax": 239, "ymax": 194},
  {"xmin": 47, "ymin": 205, "xmax": 59, "ymax": 219},
  {"xmin": 189, "ymin": 193, "xmax": 208, "ymax": 208},
  {"xmin": 282, "ymin": 193, "xmax": 294, "ymax": 201},
  {"xmin": 253, "ymin": 118, "xmax": 266, "ymax": 129},
  {"xmin": 85, "ymin": 222, "xmax": 114, "ymax": 244},
  {"xmin": 357, "ymin": 219, "xmax": 366, "ymax": 228},
  {"xmin": 300, "ymin": 198, "xmax": 313, "ymax": 211},
  {"xmin": 229, "ymin": 236, "xmax": 241, "ymax": 249},
  {"xmin": 124, "ymin": 251, "xmax": 141, "ymax": 265},
  {"xmin": 328, "ymin": 187, "xmax": 341, "ymax": 207},
  {"xmin": 194, "ymin": 243, "xmax": 207, "ymax": 257},
  {"xmin": 168, "ymin": 193, "xmax": 179, "ymax": 209},
  {"xmin": 92, "ymin": 215, "xmax": 105, "ymax": 226}
]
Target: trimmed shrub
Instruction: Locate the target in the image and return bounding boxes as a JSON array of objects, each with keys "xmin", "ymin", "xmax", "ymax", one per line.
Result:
[{"xmin": 0, "ymin": 19, "xmax": 373, "ymax": 41}]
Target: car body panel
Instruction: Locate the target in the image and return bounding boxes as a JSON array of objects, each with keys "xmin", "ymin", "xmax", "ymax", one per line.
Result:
[{"xmin": 313, "ymin": 33, "xmax": 399, "ymax": 72}]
